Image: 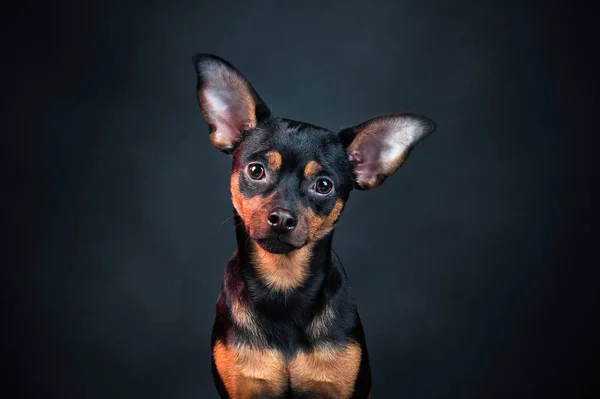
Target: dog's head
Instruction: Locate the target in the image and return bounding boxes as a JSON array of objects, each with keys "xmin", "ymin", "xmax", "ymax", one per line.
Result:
[{"xmin": 193, "ymin": 54, "xmax": 435, "ymax": 255}]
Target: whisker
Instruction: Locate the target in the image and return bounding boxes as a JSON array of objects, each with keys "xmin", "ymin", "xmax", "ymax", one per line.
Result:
[{"xmin": 219, "ymin": 214, "xmax": 235, "ymax": 231}]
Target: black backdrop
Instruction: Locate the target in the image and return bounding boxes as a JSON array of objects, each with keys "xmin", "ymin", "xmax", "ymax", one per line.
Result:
[{"xmin": 5, "ymin": 0, "xmax": 598, "ymax": 398}]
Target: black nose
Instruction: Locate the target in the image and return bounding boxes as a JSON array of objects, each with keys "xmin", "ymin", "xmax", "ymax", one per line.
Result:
[{"xmin": 267, "ymin": 208, "xmax": 297, "ymax": 232}]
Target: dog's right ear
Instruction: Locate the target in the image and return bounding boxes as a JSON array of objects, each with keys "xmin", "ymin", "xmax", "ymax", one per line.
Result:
[{"xmin": 193, "ymin": 54, "xmax": 271, "ymax": 153}]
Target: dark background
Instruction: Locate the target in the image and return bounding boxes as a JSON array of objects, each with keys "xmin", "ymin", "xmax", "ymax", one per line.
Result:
[{"xmin": 4, "ymin": 0, "xmax": 598, "ymax": 398}]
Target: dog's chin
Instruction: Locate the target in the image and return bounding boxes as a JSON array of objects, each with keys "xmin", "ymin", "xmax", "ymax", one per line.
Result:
[{"xmin": 255, "ymin": 237, "xmax": 304, "ymax": 255}]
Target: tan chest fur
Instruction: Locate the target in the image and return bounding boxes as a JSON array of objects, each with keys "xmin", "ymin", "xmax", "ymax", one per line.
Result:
[{"xmin": 213, "ymin": 339, "xmax": 362, "ymax": 398}]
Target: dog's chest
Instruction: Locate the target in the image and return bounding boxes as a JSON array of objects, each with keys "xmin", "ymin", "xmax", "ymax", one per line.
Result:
[{"xmin": 213, "ymin": 338, "xmax": 362, "ymax": 398}]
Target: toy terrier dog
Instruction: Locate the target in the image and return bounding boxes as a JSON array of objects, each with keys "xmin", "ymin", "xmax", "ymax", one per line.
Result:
[{"xmin": 193, "ymin": 54, "xmax": 436, "ymax": 399}]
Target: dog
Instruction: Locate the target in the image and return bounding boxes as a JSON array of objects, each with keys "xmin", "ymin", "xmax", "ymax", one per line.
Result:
[{"xmin": 192, "ymin": 54, "xmax": 436, "ymax": 399}]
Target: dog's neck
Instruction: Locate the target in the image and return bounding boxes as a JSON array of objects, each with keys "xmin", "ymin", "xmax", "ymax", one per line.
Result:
[{"xmin": 232, "ymin": 212, "xmax": 335, "ymax": 305}]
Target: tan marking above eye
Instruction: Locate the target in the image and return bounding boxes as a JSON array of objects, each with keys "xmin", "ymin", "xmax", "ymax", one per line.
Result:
[
  {"xmin": 265, "ymin": 151, "xmax": 282, "ymax": 170},
  {"xmin": 288, "ymin": 341, "xmax": 362, "ymax": 398},
  {"xmin": 304, "ymin": 160, "xmax": 322, "ymax": 180}
]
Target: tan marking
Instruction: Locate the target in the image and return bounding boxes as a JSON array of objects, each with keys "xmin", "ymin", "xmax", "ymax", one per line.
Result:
[
  {"xmin": 213, "ymin": 340, "xmax": 287, "ymax": 398},
  {"xmin": 265, "ymin": 151, "xmax": 282, "ymax": 170},
  {"xmin": 251, "ymin": 243, "xmax": 313, "ymax": 291},
  {"xmin": 208, "ymin": 130, "xmax": 234, "ymax": 151},
  {"xmin": 231, "ymin": 169, "xmax": 330, "ymax": 292},
  {"xmin": 304, "ymin": 160, "xmax": 322, "ymax": 180},
  {"xmin": 307, "ymin": 304, "xmax": 336, "ymax": 340},
  {"xmin": 231, "ymin": 298, "xmax": 260, "ymax": 335},
  {"xmin": 230, "ymin": 172, "xmax": 275, "ymax": 235},
  {"xmin": 307, "ymin": 199, "xmax": 344, "ymax": 241},
  {"xmin": 230, "ymin": 172, "xmax": 243, "ymax": 218},
  {"xmin": 289, "ymin": 342, "xmax": 362, "ymax": 398}
]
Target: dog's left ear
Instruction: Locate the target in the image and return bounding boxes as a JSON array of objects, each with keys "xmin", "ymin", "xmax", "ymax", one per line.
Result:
[
  {"xmin": 339, "ymin": 113, "xmax": 436, "ymax": 190},
  {"xmin": 193, "ymin": 54, "xmax": 271, "ymax": 153}
]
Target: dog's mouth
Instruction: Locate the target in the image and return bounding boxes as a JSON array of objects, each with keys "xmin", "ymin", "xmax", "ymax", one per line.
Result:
[{"xmin": 255, "ymin": 236, "xmax": 306, "ymax": 254}]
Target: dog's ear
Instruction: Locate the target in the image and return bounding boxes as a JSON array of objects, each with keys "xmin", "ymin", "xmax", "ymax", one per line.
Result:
[
  {"xmin": 339, "ymin": 113, "xmax": 436, "ymax": 190},
  {"xmin": 193, "ymin": 54, "xmax": 271, "ymax": 153}
]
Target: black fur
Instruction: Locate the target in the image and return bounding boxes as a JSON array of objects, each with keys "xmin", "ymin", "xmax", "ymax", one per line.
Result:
[
  {"xmin": 211, "ymin": 118, "xmax": 372, "ymax": 398},
  {"xmin": 212, "ymin": 224, "xmax": 372, "ymax": 398},
  {"xmin": 193, "ymin": 53, "xmax": 435, "ymax": 399},
  {"xmin": 234, "ymin": 118, "xmax": 354, "ymax": 217}
]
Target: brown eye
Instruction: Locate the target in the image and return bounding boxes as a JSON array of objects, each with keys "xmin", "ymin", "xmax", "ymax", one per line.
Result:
[
  {"xmin": 315, "ymin": 178, "xmax": 333, "ymax": 194},
  {"xmin": 247, "ymin": 163, "xmax": 265, "ymax": 180}
]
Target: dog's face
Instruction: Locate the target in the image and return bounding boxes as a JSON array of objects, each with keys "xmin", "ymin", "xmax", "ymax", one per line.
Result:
[
  {"xmin": 229, "ymin": 119, "xmax": 353, "ymax": 254},
  {"xmin": 193, "ymin": 54, "xmax": 435, "ymax": 254}
]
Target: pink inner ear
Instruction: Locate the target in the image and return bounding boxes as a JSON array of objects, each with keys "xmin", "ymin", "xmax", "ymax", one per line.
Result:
[
  {"xmin": 210, "ymin": 123, "xmax": 241, "ymax": 149},
  {"xmin": 348, "ymin": 137, "xmax": 388, "ymax": 187},
  {"xmin": 348, "ymin": 150, "xmax": 362, "ymax": 164},
  {"xmin": 353, "ymin": 161, "xmax": 383, "ymax": 188},
  {"xmin": 207, "ymin": 88, "xmax": 254, "ymax": 127},
  {"xmin": 349, "ymin": 147, "xmax": 385, "ymax": 188},
  {"xmin": 204, "ymin": 87, "xmax": 256, "ymax": 149},
  {"xmin": 345, "ymin": 113, "xmax": 435, "ymax": 189}
]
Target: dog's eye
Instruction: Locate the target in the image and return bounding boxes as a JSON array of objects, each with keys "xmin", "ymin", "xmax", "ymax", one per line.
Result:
[
  {"xmin": 247, "ymin": 163, "xmax": 265, "ymax": 180},
  {"xmin": 315, "ymin": 178, "xmax": 333, "ymax": 194}
]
